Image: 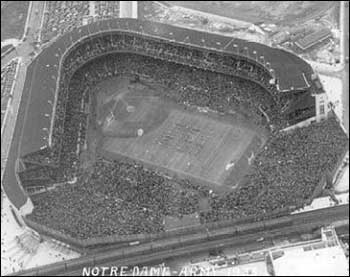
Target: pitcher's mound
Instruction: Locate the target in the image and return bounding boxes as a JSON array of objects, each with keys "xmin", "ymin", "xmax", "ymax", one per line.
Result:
[{"xmin": 127, "ymin": 105, "xmax": 135, "ymax": 113}]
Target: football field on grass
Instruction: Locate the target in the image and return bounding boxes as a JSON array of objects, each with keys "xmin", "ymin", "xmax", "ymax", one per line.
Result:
[{"xmin": 96, "ymin": 76, "xmax": 264, "ymax": 191}]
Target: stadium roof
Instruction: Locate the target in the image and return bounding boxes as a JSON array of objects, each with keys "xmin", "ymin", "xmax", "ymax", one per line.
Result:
[
  {"xmin": 54, "ymin": 19, "xmax": 314, "ymax": 91},
  {"xmin": 4, "ymin": 19, "xmax": 315, "ymax": 210}
]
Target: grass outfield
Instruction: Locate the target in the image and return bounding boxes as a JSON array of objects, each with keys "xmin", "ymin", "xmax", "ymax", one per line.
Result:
[{"xmin": 94, "ymin": 76, "xmax": 265, "ymax": 191}]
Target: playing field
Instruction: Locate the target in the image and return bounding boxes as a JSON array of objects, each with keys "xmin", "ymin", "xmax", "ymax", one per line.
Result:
[{"xmin": 95, "ymin": 76, "xmax": 264, "ymax": 191}]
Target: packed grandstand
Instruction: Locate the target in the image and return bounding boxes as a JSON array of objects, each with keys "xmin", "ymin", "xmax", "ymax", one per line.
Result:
[
  {"xmin": 3, "ymin": 19, "xmax": 348, "ymax": 242},
  {"xmin": 41, "ymin": 1, "xmax": 121, "ymax": 41},
  {"xmin": 1, "ymin": 59, "xmax": 18, "ymax": 128}
]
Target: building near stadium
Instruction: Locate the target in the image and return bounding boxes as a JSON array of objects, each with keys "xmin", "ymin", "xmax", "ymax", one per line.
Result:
[
  {"xmin": 268, "ymin": 226, "xmax": 348, "ymax": 276},
  {"xmin": 295, "ymin": 28, "xmax": 333, "ymax": 52},
  {"xmin": 175, "ymin": 226, "xmax": 348, "ymax": 276}
]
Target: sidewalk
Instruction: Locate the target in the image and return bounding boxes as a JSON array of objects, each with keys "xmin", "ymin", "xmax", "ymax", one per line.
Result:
[
  {"xmin": 1, "ymin": 61, "xmax": 26, "ymax": 183},
  {"xmin": 307, "ymin": 59, "xmax": 344, "ymax": 75}
]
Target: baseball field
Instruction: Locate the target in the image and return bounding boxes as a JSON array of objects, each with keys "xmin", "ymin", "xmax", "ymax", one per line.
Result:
[{"xmin": 92, "ymin": 76, "xmax": 265, "ymax": 192}]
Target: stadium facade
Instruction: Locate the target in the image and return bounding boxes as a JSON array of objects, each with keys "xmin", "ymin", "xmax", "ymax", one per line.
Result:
[{"xmin": 268, "ymin": 226, "xmax": 348, "ymax": 276}]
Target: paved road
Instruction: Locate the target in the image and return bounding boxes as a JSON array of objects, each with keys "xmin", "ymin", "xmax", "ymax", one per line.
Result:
[
  {"xmin": 1, "ymin": 2, "xmax": 45, "ymax": 67},
  {"xmin": 342, "ymin": 1, "xmax": 349, "ymax": 134},
  {"xmin": 1, "ymin": 1, "xmax": 45, "ymax": 209}
]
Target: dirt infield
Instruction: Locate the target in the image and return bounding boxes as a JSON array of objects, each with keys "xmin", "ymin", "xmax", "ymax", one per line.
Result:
[
  {"xmin": 93, "ymin": 76, "xmax": 265, "ymax": 191},
  {"xmin": 96, "ymin": 76, "xmax": 170, "ymax": 138}
]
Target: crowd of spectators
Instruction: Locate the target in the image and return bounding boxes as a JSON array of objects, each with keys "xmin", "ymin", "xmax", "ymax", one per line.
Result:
[
  {"xmin": 18, "ymin": 165, "xmax": 58, "ymax": 190},
  {"xmin": 21, "ymin": 147, "xmax": 55, "ymax": 168},
  {"xmin": 95, "ymin": 1, "xmax": 120, "ymax": 20},
  {"xmin": 1, "ymin": 59, "xmax": 18, "ymax": 127},
  {"xmin": 22, "ymin": 33, "xmax": 348, "ymax": 239},
  {"xmin": 41, "ymin": 1, "xmax": 90, "ymax": 42},
  {"xmin": 75, "ymin": 53, "xmax": 279, "ymax": 125},
  {"xmin": 29, "ymin": 158, "xmax": 206, "ymax": 239},
  {"xmin": 63, "ymin": 33, "xmax": 279, "ymax": 101},
  {"xmin": 29, "ymin": 116, "xmax": 348, "ymax": 239},
  {"xmin": 40, "ymin": 1, "xmax": 121, "ymax": 42},
  {"xmin": 203, "ymin": 117, "xmax": 348, "ymax": 222}
]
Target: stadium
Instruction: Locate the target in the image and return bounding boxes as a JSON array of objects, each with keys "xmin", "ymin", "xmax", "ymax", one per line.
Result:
[{"xmin": 3, "ymin": 18, "xmax": 348, "ymax": 247}]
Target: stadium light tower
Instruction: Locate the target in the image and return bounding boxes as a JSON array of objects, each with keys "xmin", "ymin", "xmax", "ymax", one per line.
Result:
[
  {"xmin": 269, "ymin": 69, "xmax": 277, "ymax": 86},
  {"xmin": 253, "ymin": 50, "xmax": 258, "ymax": 61},
  {"xmin": 119, "ymin": 1, "xmax": 138, "ymax": 18},
  {"xmin": 243, "ymin": 46, "xmax": 249, "ymax": 57},
  {"xmin": 265, "ymin": 62, "xmax": 271, "ymax": 70},
  {"xmin": 233, "ymin": 44, "xmax": 238, "ymax": 54},
  {"xmin": 260, "ymin": 55, "xmax": 265, "ymax": 66}
]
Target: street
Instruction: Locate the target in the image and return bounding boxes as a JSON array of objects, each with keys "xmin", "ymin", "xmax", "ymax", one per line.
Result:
[
  {"xmin": 1, "ymin": 1, "xmax": 45, "ymax": 208},
  {"xmin": 342, "ymin": 1, "xmax": 349, "ymax": 133}
]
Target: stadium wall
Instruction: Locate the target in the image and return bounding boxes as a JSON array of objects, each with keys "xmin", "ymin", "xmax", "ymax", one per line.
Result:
[
  {"xmin": 13, "ymin": 19, "xmax": 322, "ymax": 249},
  {"xmin": 281, "ymin": 115, "xmax": 317, "ymax": 132}
]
